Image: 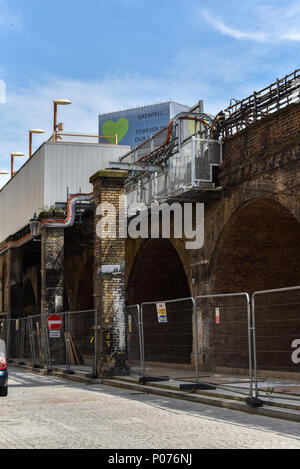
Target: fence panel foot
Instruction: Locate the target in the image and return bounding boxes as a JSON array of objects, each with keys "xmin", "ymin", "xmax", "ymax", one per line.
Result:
[
  {"xmin": 246, "ymin": 397, "xmax": 264, "ymax": 408},
  {"xmin": 139, "ymin": 376, "xmax": 169, "ymax": 384},
  {"xmin": 179, "ymin": 383, "xmax": 216, "ymax": 391}
]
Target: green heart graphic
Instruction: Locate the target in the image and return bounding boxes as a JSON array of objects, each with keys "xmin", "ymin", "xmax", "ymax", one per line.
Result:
[
  {"xmin": 188, "ymin": 120, "xmax": 201, "ymax": 136},
  {"xmin": 102, "ymin": 118, "xmax": 129, "ymax": 144}
]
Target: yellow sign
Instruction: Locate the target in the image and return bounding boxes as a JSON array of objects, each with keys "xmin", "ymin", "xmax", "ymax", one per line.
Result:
[
  {"xmin": 156, "ymin": 303, "xmax": 168, "ymax": 323},
  {"xmin": 128, "ymin": 315, "xmax": 133, "ymax": 333}
]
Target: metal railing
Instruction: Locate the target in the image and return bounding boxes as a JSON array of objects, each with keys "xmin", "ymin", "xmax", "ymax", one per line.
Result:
[
  {"xmin": 48, "ymin": 132, "xmax": 118, "ymax": 145},
  {"xmin": 221, "ymin": 68, "xmax": 300, "ymax": 138},
  {"xmin": 125, "ymin": 137, "xmax": 222, "ymax": 215}
]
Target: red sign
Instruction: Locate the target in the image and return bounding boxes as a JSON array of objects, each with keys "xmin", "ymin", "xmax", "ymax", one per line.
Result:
[
  {"xmin": 215, "ymin": 307, "xmax": 220, "ymax": 325},
  {"xmin": 47, "ymin": 314, "xmax": 63, "ymax": 331}
]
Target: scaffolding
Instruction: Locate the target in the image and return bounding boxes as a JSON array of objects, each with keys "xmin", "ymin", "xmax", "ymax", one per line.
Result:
[{"xmin": 110, "ymin": 104, "xmax": 223, "ymax": 211}]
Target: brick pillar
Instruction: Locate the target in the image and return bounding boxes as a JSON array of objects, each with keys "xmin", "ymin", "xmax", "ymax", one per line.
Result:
[
  {"xmin": 90, "ymin": 169, "xmax": 128, "ymax": 377},
  {"xmin": 41, "ymin": 227, "xmax": 64, "ymax": 316},
  {"xmin": 7, "ymin": 248, "xmax": 23, "ymax": 320}
]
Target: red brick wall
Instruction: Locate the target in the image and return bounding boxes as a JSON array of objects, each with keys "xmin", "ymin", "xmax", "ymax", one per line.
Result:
[{"xmin": 222, "ymin": 103, "xmax": 300, "ymax": 170}]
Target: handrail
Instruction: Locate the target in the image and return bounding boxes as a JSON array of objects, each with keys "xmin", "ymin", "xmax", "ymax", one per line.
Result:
[
  {"xmin": 219, "ymin": 67, "xmax": 300, "ymax": 138},
  {"xmin": 48, "ymin": 132, "xmax": 118, "ymax": 145}
]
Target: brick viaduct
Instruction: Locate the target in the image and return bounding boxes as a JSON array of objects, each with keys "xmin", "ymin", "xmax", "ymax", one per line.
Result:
[
  {"xmin": 2, "ymin": 101, "xmax": 300, "ymax": 378},
  {"xmin": 125, "ymin": 102, "xmax": 300, "ymax": 376}
]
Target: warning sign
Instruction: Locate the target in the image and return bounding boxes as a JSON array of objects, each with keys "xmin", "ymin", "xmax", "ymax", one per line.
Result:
[
  {"xmin": 215, "ymin": 307, "xmax": 220, "ymax": 324},
  {"xmin": 47, "ymin": 314, "xmax": 63, "ymax": 338},
  {"xmin": 156, "ymin": 303, "xmax": 168, "ymax": 323}
]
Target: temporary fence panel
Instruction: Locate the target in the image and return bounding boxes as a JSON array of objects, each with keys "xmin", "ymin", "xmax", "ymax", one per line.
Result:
[
  {"xmin": 7, "ymin": 319, "xmax": 24, "ymax": 362},
  {"xmin": 6, "ymin": 317, "xmax": 32, "ymax": 363},
  {"xmin": 140, "ymin": 297, "xmax": 194, "ymax": 381},
  {"xmin": 18, "ymin": 318, "xmax": 31, "ymax": 364},
  {"xmin": 196, "ymin": 293, "xmax": 253, "ymax": 395},
  {"xmin": 4, "ymin": 309, "xmax": 98, "ymax": 376},
  {"xmin": 125, "ymin": 305, "xmax": 142, "ymax": 375},
  {"xmin": 0, "ymin": 318, "xmax": 8, "ymax": 342},
  {"xmin": 252, "ymin": 286, "xmax": 300, "ymax": 396},
  {"xmin": 45, "ymin": 312, "xmax": 67, "ymax": 369},
  {"xmin": 27, "ymin": 315, "xmax": 49, "ymax": 368},
  {"xmin": 66, "ymin": 309, "xmax": 98, "ymax": 376}
]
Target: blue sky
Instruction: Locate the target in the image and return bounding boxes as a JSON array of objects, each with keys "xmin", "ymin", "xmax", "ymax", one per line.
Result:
[{"xmin": 0, "ymin": 0, "xmax": 300, "ymax": 185}]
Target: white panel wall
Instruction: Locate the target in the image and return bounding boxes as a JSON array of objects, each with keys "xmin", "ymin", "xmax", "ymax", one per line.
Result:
[
  {"xmin": 0, "ymin": 142, "xmax": 130, "ymax": 243},
  {"xmin": 0, "ymin": 146, "xmax": 45, "ymax": 243},
  {"xmin": 43, "ymin": 142, "xmax": 130, "ymax": 207}
]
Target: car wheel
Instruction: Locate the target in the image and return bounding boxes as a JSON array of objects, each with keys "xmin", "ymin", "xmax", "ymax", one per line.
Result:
[{"xmin": 0, "ymin": 386, "xmax": 8, "ymax": 396}]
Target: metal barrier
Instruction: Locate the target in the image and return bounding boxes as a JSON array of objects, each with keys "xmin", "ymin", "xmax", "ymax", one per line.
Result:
[
  {"xmin": 6, "ymin": 309, "xmax": 98, "ymax": 378},
  {"xmin": 252, "ymin": 286, "xmax": 300, "ymax": 399},
  {"xmin": 19, "ymin": 317, "xmax": 31, "ymax": 364},
  {"xmin": 7, "ymin": 318, "xmax": 27, "ymax": 363},
  {"xmin": 139, "ymin": 297, "xmax": 195, "ymax": 384},
  {"xmin": 64, "ymin": 309, "xmax": 98, "ymax": 377},
  {"xmin": 196, "ymin": 293, "xmax": 254, "ymax": 397},
  {"xmin": 0, "ymin": 317, "xmax": 8, "ymax": 342},
  {"xmin": 126, "ymin": 305, "xmax": 143, "ymax": 376}
]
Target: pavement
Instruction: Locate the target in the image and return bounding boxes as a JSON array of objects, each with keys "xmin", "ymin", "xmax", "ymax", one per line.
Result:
[
  {"xmin": 8, "ymin": 361, "xmax": 300, "ymax": 423},
  {"xmin": 2, "ymin": 367, "xmax": 300, "ymax": 449}
]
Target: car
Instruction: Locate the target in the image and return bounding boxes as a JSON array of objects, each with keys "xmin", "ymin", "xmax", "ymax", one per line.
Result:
[{"xmin": 0, "ymin": 339, "xmax": 8, "ymax": 396}]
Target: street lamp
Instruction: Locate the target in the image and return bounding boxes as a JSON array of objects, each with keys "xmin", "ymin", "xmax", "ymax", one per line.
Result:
[
  {"xmin": 29, "ymin": 213, "xmax": 40, "ymax": 240},
  {"xmin": 29, "ymin": 129, "xmax": 45, "ymax": 158},
  {"xmin": 53, "ymin": 99, "xmax": 71, "ymax": 141},
  {"xmin": 0, "ymin": 171, "xmax": 8, "ymax": 175},
  {"xmin": 11, "ymin": 153, "xmax": 25, "ymax": 179}
]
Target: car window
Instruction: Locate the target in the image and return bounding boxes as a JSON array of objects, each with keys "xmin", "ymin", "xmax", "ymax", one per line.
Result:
[{"xmin": 0, "ymin": 339, "xmax": 6, "ymax": 357}]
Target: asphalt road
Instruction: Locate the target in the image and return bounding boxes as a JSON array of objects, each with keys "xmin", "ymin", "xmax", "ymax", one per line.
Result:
[{"xmin": 1, "ymin": 368, "xmax": 300, "ymax": 449}]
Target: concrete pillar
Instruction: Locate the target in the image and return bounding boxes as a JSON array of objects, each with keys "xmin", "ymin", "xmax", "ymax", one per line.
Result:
[
  {"xmin": 41, "ymin": 227, "xmax": 64, "ymax": 316},
  {"xmin": 7, "ymin": 248, "xmax": 23, "ymax": 320},
  {"xmin": 90, "ymin": 169, "xmax": 129, "ymax": 377}
]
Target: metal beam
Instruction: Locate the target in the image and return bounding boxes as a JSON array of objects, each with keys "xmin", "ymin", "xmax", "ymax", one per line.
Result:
[{"xmin": 109, "ymin": 161, "xmax": 162, "ymax": 172}]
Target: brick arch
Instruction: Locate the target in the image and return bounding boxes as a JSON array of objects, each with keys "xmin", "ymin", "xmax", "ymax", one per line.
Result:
[
  {"xmin": 23, "ymin": 278, "xmax": 37, "ymax": 317},
  {"xmin": 23, "ymin": 267, "xmax": 39, "ymax": 316},
  {"xmin": 127, "ymin": 238, "xmax": 191, "ymax": 305},
  {"xmin": 126, "ymin": 235, "xmax": 192, "ymax": 293},
  {"xmin": 209, "ymin": 197, "xmax": 300, "ymax": 295},
  {"xmin": 64, "ymin": 247, "xmax": 93, "ymax": 312},
  {"xmin": 74, "ymin": 256, "xmax": 94, "ymax": 311},
  {"xmin": 126, "ymin": 238, "xmax": 193, "ymax": 365}
]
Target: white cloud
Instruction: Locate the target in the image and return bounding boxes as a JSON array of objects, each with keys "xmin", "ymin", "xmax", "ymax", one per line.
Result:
[
  {"xmin": 201, "ymin": 3, "xmax": 300, "ymax": 43},
  {"xmin": 201, "ymin": 10, "xmax": 268, "ymax": 42}
]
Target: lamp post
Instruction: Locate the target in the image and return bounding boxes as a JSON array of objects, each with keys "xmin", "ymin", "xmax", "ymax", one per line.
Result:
[
  {"xmin": 11, "ymin": 153, "xmax": 25, "ymax": 179},
  {"xmin": 53, "ymin": 99, "xmax": 71, "ymax": 141},
  {"xmin": 29, "ymin": 129, "xmax": 45, "ymax": 158}
]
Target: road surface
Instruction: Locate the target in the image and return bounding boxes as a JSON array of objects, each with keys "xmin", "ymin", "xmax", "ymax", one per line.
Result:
[{"xmin": 1, "ymin": 368, "xmax": 300, "ymax": 449}]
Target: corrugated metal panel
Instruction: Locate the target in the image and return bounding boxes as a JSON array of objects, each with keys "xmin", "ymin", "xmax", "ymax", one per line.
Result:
[
  {"xmin": 0, "ymin": 145, "xmax": 45, "ymax": 242},
  {"xmin": 43, "ymin": 142, "xmax": 129, "ymax": 206},
  {"xmin": 0, "ymin": 142, "xmax": 130, "ymax": 243}
]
